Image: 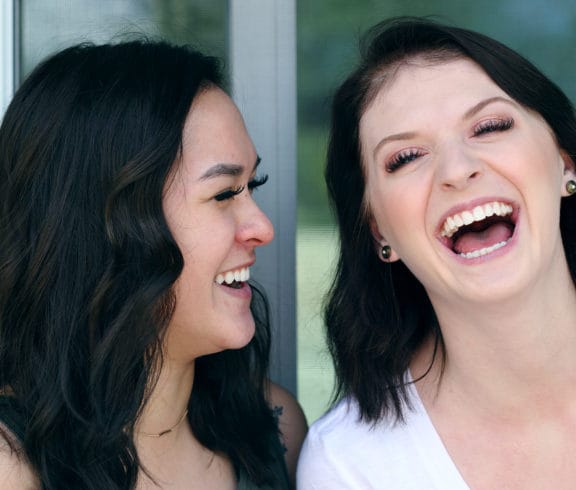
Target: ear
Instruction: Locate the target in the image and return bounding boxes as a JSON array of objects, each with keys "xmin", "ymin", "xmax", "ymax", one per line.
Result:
[
  {"xmin": 369, "ymin": 218, "xmax": 400, "ymax": 263},
  {"xmin": 561, "ymin": 150, "xmax": 576, "ymax": 197}
]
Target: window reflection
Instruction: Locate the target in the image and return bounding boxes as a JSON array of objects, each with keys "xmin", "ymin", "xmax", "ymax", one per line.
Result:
[{"xmin": 20, "ymin": 0, "xmax": 227, "ymax": 79}]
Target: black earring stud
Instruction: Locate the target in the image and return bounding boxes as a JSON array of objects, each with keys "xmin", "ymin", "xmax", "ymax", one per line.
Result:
[{"xmin": 381, "ymin": 245, "xmax": 392, "ymax": 260}]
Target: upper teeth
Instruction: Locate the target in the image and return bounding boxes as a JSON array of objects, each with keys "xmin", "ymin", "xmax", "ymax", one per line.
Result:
[
  {"xmin": 441, "ymin": 201, "xmax": 513, "ymax": 238},
  {"xmin": 215, "ymin": 267, "xmax": 250, "ymax": 285}
]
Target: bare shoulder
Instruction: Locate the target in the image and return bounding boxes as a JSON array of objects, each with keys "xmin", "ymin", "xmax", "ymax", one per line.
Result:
[
  {"xmin": 267, "ymin": 381, "xmax": 308, "ymax": 489},
  {"xmin": 0, "ymin": 430, "xmax": 38, "ymax": 489}
]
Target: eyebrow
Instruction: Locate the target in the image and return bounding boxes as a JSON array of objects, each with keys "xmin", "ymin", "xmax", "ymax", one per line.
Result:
[
  {"xmin": 463, "ymin": 96, "xmax": 518, "ymax": 119},
  {"xmin": 371, "ymin": 96, "xmax": 518, "ymax": 160},
  {"xmin": 199, "ymin": 156, "xmax": 261, "ymax": 181},
  {"xmin": 372, "ymin": 131, "xmax": 418, "ymax": 160}
]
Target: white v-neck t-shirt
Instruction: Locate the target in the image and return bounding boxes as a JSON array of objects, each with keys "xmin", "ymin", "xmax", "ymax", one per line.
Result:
[{"xmin": 296, "ymin": 379, "xmax": 470, "ymax": 489}]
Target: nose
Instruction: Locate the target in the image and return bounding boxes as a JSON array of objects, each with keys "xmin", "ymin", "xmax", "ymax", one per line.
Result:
[
  {"xmin": 435, "ymin": 143, "xmax": 483, "ymax": 191},
  {"xmin": 236, "ymin": 197, "xmax": 275, "ymax": 247}
]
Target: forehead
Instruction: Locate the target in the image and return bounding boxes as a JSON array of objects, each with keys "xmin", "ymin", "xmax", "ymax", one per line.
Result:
[
  {"xmin": 183, "ymin": 87, "xmax": 250, "ymax": 152},
  {"xmin": 178, "ymin": 87, "xmax": 256, "ymax": 176},
  {"xmin": 358, "ymin": 58, "xmax": 518, "ymax": 168},
  {"xmin": 361, "ymin": 58, "xmax": 506, "ymax": 129}
]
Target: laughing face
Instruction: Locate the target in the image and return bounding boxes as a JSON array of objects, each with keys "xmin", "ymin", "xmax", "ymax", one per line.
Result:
[
  {"xmin": 361, "ymin": 58, "xmax": 575, "ymax": 306},
  {"xmin": 162, "ymin": 87, "xmax": 274, "ymax": 362}
]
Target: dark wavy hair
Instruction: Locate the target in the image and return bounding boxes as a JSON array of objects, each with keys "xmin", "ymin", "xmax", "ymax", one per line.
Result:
[
  {"xmin": 325, "ymin": 17, "xmax": 576, "ymax": 423},
  {"xmin": 0, "ymin": 40, "xmax": 279, "ymax": 488}
]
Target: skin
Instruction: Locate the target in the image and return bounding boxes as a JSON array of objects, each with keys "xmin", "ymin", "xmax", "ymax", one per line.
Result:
[
  {"xmin": 266, "ymin": 382, "xmax": 308, "ymax": 489},
  {"xmin": 363, "ymin": 58, "xmax": 573, "ymax": 308},
  {"xmin": 0, "ymin": 87, "xmax": 307, "ymax": 489},
  {"xmin": 137, "ymin": 88, "xmax": 306, "ymax": 489},
  {"xmin": 361, "ymin": 58, "xmax": 576, "ymax": 489},
  {"xmin": 162, "ymin": 87, "xmax": 274, "ymax": 362},
  {"xmin": 136, "ymin": 87, "xmax": 271, "ymax": 489},
  {"xmin": 0, "ymin": 433, "xmax": 38, "ymax": 489}
]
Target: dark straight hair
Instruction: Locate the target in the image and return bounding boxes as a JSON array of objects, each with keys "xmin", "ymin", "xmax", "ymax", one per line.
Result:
[
  {"xmin": 324, "ymin": 17, "xmax": 576, "ymax": 423},
  {"xmin": 0, "ymin": 40, "xmax": 280, "ymax": 488}
]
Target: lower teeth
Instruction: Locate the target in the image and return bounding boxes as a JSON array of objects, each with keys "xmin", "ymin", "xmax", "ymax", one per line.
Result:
[{"xmin": 459, "ymin": 240, "xmax": 507, "ymax": 259}]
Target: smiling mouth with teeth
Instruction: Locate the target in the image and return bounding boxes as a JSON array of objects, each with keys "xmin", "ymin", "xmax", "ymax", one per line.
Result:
[
  {"xmin": 215, "ymin": 267, "xmax": 250, "ymax": 289},
  {"xmin": 440, "ymin": 201, "xmax": 516, "ymax": 259}
]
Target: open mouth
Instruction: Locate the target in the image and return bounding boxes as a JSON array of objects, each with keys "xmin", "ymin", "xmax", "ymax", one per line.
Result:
[
  {"xmin": 439, "ymin": 201, "xmax": 516, "ymax": 259},
  {"xmin": 215, "ymin": 267, "xmax": 250, "ymax": 289}
]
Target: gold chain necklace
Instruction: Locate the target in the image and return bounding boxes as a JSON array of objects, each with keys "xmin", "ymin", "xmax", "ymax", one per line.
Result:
[{"xmin": 138, "ymin": 409, "xmax": 189, "ymax": 438}]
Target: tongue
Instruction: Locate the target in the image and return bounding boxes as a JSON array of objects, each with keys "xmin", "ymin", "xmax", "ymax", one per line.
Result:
[{"xmin": 453, "ymin": 222, "xmax": 513, "ymax": 255}]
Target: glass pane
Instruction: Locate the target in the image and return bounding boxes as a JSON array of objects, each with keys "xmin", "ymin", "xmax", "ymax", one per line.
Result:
[
  {"xmin": 297, "ymin": 0, "xmax": 576, "ymax": 423},
  {"xmin": 20, "ymin": 0, "xmax": 227, "ymax": 79}
]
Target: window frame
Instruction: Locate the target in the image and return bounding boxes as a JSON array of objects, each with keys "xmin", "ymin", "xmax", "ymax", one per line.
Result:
[
  {"xmin": 1, "ymin": 0, "xmax": 18, "ymax": 116},
  {"xmin": 229, "ymin": 0, "xmax": 297, "ymax": 394}
]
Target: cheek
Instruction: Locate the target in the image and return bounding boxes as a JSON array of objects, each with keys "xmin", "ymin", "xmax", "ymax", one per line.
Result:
[
  {"xmin": 170, "ymin": 268, "xmax": 196, "ymax": 317},
  {"xmin": 513, "ymin": 128, "xmax": 564, "ymax": 182},
  {"xmin": 368, "ymin": 181, "xmax": 425, "ymax": 245},
  {"xmin": 171, "ymin": 249, "xmax": 212, "ymax": 310},
  {"xmin": 167, "ymin": 260, "xmax": 212, "ymax": 336},
  {"xmin": 498, "ymin": 146, "xmax": 563, "ymax": 204},
  {"xmin": 536, "ymin": 148, "xmax": 565, "ymax": 185}
]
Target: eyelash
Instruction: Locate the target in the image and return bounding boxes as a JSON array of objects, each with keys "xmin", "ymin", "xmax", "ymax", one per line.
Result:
[
  {"xmin": 248, "ymin": 173, "xmax": 269, "ymax": 191},
  {"xmin": 385, "ymin": 117, "xmax": 514, "ymax": 173},
  {"xmin": 214, "ymin": 174, "xmax": 269, "ymax": 202},
  {"xmin": 386, "ymin": 148, "xmax": 424, "ymax": 173},
  {"xmin": 473, "ymin": 117, "xmax": 514, "ymax": 136}
]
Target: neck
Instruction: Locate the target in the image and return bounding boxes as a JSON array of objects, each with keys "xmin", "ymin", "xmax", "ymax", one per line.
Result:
[
  {"xmin": 133, "ymin": 358, "xmax": 236, "ymax": 488},
  {"xmin": 135, "ymin": 359, "xmax": 195, "ymax": 442},
  {"xmin": 417, "ymin": 260, "xmax": 576, "ymax": 418}
]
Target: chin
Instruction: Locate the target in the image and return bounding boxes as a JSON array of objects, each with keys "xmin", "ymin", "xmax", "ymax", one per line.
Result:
[
  {"xmin": 164, "ymin": 315, "xmax": 256, "ymax": 360},
  {"xmin": 218, "ymin": 318, "xmax": 256, "ymax": 351},
  {"xmin": 231, "ymin": 326, "xmax": 257, "ymax": 350}
]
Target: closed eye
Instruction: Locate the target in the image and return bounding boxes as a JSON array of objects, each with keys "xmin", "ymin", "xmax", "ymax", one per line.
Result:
[
  {"xmin": 213, "ymin": 174, "xmax": 268, "ymax": 202},
  {"xmin": 386, "ymin": 148, "xmax": 425, "ymax": 173},
  {"xmin": 214, "ymin": 185, "xmax": 245, "ymax": 202},
  {"xmin": 248, "ymin": 174, "xmax": 268, "ymax": 192},
  {"xmin": 473, "ymin": 117, "xmax": 514, "ymax": 137}
]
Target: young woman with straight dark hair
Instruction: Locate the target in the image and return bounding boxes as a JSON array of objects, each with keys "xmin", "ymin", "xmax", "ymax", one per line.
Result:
[
  {"xmin": 297, "ymin": 17, "xmax": 576, "ymax": 489},
  {"xmin": 0, "ymin": 40, "xmax": 306, "ymax": 489}
]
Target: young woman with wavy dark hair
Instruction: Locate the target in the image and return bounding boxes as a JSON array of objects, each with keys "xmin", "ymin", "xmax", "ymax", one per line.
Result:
[
  {"xmin": 0, "ymin": 40, "xmax": 306, "ymax": 489},
  {"xmin": 297, "ymin": 17, "xmax": 576, "ymax": 489}
]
